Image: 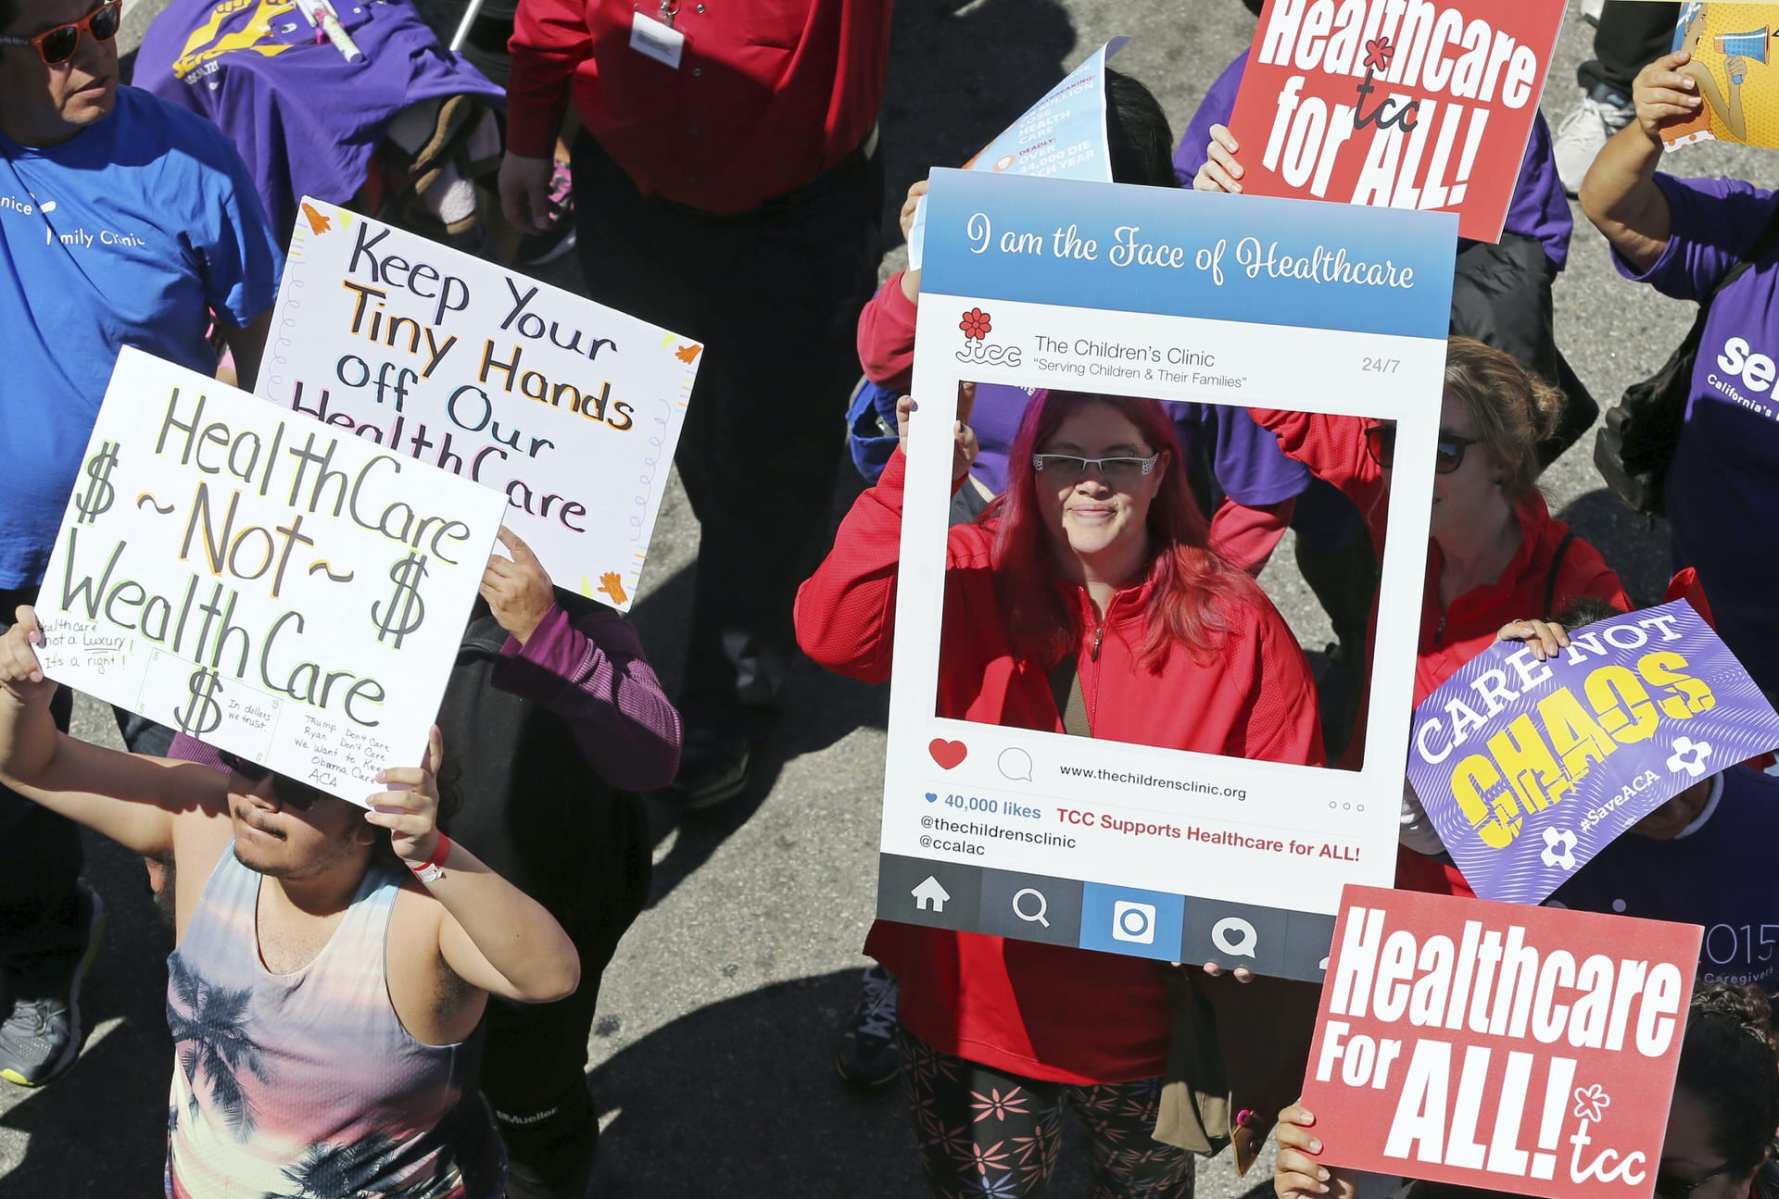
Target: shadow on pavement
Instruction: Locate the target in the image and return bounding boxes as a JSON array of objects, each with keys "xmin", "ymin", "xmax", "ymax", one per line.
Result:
[
  {"xmin": 1554, "ymin": 487, "xmax": 1671, "ymax": 609},
  {"xmin": 1, "ymin": 835, "xmax": 172, "ymax": 1195}
]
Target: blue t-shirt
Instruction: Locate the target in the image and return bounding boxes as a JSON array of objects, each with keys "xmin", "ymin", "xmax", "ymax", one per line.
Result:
[
  {"xmin": 1549, "ymin": 768, "xmax": 1779, "ymax": 991},
  {"xmin": 1613, "ymin": 175, "xmax": 1779, "ymax": 699},
  {"xmin": 0, "ymin": 86, "xmax": 283, "ymax": 589}
]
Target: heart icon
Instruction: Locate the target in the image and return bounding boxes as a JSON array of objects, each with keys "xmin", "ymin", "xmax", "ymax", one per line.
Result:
[
  {"xmin": 924, "ymin": 792, "xmax": 938, "ymax": 803},
  {"xmin": 928, "ymin": 739, "xmax": 968, "ymax": 770}
]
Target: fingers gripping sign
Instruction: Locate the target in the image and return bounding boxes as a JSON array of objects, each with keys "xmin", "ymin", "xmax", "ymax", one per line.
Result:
[
  {"xmin": 365, "ymin": 725, "xmax": 446, "ymax": 871},
  {"xmin": 0, "ymin": 605, "xmax": 55, "ymax": 707},
  {"xmin": 896, "ymin": 384, "xmax": 979, "ymax": 485},
  {"xmin": 480, "ymin": 526, "xmax": 557, "ymax": 644}
]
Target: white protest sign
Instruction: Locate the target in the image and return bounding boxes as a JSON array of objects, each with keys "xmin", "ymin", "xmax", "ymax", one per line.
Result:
[
  {"xmin": 34, "ymin": 348, "xmax": 508, "ymax": 806},
  {"xmin": 259, "ymin": 198, "xmax": 701, "ymax": 611},
  {"xmin": 905, "ymin": 38, "xmax": 1124, "ymax": 270}
]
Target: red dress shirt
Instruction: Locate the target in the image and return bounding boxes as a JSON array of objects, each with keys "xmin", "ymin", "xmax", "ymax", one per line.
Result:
[{"xmin": 507, "ymin": 0, "xmax": 891, "ymax": 214}]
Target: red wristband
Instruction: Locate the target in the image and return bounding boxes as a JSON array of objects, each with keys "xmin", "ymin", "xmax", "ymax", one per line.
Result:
[{"xmin": 409, "ymin": 833, "xmax": 450, "ymax": 882}]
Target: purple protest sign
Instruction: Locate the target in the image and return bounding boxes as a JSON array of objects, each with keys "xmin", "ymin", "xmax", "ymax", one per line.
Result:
[{"xmin": 1407, "ymin": 600, "xmax": 1779, "ymax": 905}]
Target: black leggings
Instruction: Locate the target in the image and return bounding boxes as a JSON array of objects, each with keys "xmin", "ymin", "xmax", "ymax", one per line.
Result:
[{"xmin": 899, "ymin": 1028, "xmax": 1196, "ymax": 1199}]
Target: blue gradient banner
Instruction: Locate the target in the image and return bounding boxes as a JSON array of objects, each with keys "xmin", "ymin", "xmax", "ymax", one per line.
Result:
[{"xmin": 921, "ymin": 168, "xmax": 1459, "ymax": 340}]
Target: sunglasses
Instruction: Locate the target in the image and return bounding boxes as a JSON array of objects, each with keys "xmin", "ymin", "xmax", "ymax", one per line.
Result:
[
  {"xmin": 1363, "ymin": 425, "xmax": 1479, "ymax": 475},
  {"xmin": 0, "ymin": 0, "xmax": 122, "ymax": 65},
  {"xmin": 217, "ymin": 751, "xmax": 326, "ymax": 812},
  {"xmin": 1032, "ymin": 452, "xmax": 1162, "ymax": 485}
]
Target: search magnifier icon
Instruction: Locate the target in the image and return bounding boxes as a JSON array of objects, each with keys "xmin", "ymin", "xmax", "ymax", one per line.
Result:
[{"xmin": 1012, "ymin": 888, "xmax": 1050, "ymax": 928}]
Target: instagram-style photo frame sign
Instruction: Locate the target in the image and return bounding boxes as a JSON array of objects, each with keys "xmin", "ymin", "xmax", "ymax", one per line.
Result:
[{"xmin": 873, "ymin": 169, "xmax": 1457, "ymax": 981}]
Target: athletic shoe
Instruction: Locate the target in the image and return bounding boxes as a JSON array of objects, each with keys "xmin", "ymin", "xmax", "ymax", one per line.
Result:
[
  {"xmin": 0, "ymin": 881, "xmax": 106, "ymax": 1088},
  {"xmin": 833, "ymin": 964, "xmax": 901, "ymax": 1089},
  {"xmin": 1554, "ymin": 87, "xmax": 1635, "ymax": 197},
  {"xmin": 673, "ymin": 724, "xmax": 752, "ymax": 811},
  {"xmin": 1581, "ymin": 0, "xmax": 1605, "ymax": 25}
]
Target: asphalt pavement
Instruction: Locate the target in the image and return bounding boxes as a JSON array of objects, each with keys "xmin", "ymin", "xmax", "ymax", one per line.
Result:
[{"xmin": 0, "ymin": 1, "xmax": 1767, "ymax": 1195}]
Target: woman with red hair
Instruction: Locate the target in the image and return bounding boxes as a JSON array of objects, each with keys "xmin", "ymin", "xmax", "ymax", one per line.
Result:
[{"xmin": 796, "ymin": 387, "xmax": 1322, "ymax": 1198}]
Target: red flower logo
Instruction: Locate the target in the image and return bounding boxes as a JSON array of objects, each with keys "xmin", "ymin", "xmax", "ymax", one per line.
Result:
[
  {"xmin": 1364, "ymin": 36, "xmax": 1394, "ymax": 72},
  {"xmin": 959, "ymin": 307, "xmax": 992, "ymax": 341}
]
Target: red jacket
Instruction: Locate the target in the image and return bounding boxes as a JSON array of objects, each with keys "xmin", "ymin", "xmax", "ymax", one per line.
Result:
[
  {"xmin": 1251, "ymin": 409, "xmax": 1632, "ymax": 895},
  {"xmin": 794, "ymin": 450, "xmax": 1323, "ymax": 1083},
  {"xmin": 507, "ymin": 0, "xmax": 890, "ymax": 212}
]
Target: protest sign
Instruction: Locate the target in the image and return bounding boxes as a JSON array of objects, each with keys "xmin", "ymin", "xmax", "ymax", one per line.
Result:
[
  {"xmin": 905, "ymin": 38, "xmax": 1124, "ymax": 271},
  {"xmin": 1302, "ymin": 885, "xmax": 1701, "ymax": 1199},
  {"xmin": 876, "ymin": 169, "xmax": 1456, "ymax": 981},
  {"xmin": 259, "ymin": 197, "xmax": 701, "ymax": 612},
  {"xmin": 1226, "ymin": 0, "xmax": 1565, "ymax": 243},
  {"xmin": 32, "ymin": 348, "xmax": 507, "ymax": 806},
  {"xmin": 1660, "ymin": 3, "xmax": 1779, "ymax": 150},
  {"xmin": 1409, "ymin": 600, "xmax": 1779, "ymax": 905}
]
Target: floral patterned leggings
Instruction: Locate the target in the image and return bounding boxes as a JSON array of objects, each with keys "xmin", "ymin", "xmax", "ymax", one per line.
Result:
[{"xmin": 899, "ymin": 1028, "xmax": 1198, "ymax": 1199}]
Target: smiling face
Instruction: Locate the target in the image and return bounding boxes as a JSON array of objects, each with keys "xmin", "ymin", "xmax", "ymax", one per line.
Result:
[
  {"xmin": 0, "ymin": 0, "xmax": 120, "ymax": 146},
  {"xmin": 228, "ymin": 773, "xmax": 375, "ymax": 882},
  {"xmin": 1033, "ymin": 400, "xmax": 1167, "ymax": 573}
]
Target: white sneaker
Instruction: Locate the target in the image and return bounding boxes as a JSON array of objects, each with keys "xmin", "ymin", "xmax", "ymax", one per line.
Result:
[
  {"xmin": 1581, "ymin": 0, "xmax": 1605, "ymax": 25},
  {"xmin": 1554, "ymin": 92, "xmax": 1635, "ymax": 196}
]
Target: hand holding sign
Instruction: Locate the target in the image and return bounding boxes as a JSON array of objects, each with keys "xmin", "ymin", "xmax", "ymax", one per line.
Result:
[
  {"xmin": 481, "ymin": 527, "xmax": 556, "ymax": 645},
  {"xmin": 1273, "ymin": 1104, "xmax": 1357, "ymax": 1199},
  {"xmin": 0, "ymin": 608, "xmax": 52, "ymax": 704}
]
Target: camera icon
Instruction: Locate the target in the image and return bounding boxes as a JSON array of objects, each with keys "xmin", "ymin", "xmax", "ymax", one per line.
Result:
[{"xmin": 1111, "ymin": 900, "xmax": 1158, "ymax": 945}]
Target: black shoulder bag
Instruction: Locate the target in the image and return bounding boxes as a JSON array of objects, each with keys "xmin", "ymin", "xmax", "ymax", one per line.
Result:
[{"xmin": 1594, "ymin": 213, "xmax": 1779, "ymax": 517}]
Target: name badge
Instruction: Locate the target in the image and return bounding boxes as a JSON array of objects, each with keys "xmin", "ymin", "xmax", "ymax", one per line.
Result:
[{"xmin": 630, "ymin": 10, "xmax": 685, "ymax": 70}]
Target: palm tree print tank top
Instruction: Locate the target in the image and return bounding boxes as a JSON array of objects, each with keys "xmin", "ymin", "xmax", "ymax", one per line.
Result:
[{"xmin": 164, "ymin": 845, "xmax": 502, "ymax": 1197}]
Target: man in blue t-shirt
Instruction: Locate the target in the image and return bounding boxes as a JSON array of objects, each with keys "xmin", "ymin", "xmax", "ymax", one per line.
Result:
[
  {"xmin": 1551, "ymin": 767, "xmax": 1779, "ymax": 992},
  {"xmin": 1580, "ymin": 48, "xmax": 1779, "ymax": 704},
  {"xmin": 0, "ymin": 0, "xmax": 282, "ymax": 1087}
]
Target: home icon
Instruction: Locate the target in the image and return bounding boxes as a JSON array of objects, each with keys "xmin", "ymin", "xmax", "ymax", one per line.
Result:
[{"xmin": 911, "ymin": 876, "xmax": 950, "ymax": 913}]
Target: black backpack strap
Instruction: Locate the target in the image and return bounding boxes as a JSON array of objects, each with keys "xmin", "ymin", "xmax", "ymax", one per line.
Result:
[{"xmin": 1543, "ymin": 530, "xmax": 1576, "ymax": 622}]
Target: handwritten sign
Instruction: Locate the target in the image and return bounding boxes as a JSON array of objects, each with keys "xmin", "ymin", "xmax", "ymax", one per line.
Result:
[
  {"xmin": 906, "ymin": 38, "xmax": 1123, "ymax": 270},
  {"xmin": 1227, "ymin": 0, "xmax": 1564, "ymax": 243},
  {"xmin": 34, "ymin": 349, "xmax": 507, "ymax": 805},
  {"xmin": 259, "ymin": 198, "xmax": 700, "ymax": 611},
  {"xmin": 1408, "ymin": 601, "xmax": 1779, "ymax": 904},
  {"xmin": 1303, "ymin": 885, "xmax": 1700, "ymax": 1199},
  {"xmin": 1661, "ymin": 3, "xmax": 1779, "ymax": 151}
]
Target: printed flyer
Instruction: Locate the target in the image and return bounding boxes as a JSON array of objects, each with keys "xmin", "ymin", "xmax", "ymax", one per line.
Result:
[
  {"xmin": 1661, "ymin": 3, "xmax": 1779, "ymax": 150},
  {"xmin": 1302, "ymin": 885, "xmax": 1701, "ymax": 1199},
  {"xmin": 259, "ymin": 198, "xmax": 701, "ymax": 612},
  {"xmin": 872, "ymin": 168, "xmax": 1457, "ymax": 981},
  {"xmin": 906, "ymin": 38, "xmax": 1124, "ymax": 270},
  {"xmin": 1226, "ymin": 0, "xmax": 1565, "ymax": 242},
  {"xmin": 32, "ymin": 349, "xmax": 508, "ymax": 805},
  {"xmin": 1408, "ymin": 600, "xmax": 1779, "ymax": 905}
]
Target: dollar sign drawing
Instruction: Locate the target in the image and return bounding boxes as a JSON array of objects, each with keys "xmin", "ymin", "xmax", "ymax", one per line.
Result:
[
  {"xmin": 74, "ymin": 440, "xmax": 118, "ymax": 525},
  {"xmin": 372, "ymin": 552, "xmax": 428, "ymax": 648},
  {"xmin": 174, "ymin": 666, "xmax": 225, "ymax": 737}
]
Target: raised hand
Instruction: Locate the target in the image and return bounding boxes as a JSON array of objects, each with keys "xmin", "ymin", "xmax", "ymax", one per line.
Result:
[
  {"xmin": 481, "ymin": 527, "xmax": 557, "ymax": 644},
  {"xmin": 365, "ymin": 725, "xmax": 445, "ymax": 871}
]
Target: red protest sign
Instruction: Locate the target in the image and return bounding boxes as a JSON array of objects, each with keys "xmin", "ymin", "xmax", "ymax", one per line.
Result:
[
  {"xmin": 1227, "ymin": 0, "xmax": 1565, "ymax": 242},
  {"xmin": 1302, "ymin": 886, "xmax": 1701, "ymax": 1199}
]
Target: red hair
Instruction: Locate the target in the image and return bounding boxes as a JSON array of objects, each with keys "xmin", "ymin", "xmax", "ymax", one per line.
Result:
[{"xmin": 986, "ymin": 391, "xmax": 1248, "ymax": 670}]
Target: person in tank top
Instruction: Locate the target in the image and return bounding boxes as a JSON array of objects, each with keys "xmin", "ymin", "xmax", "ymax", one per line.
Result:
[{"xmin": 0, "ymin": 605, "xmax": 581, "ymax": 1198}]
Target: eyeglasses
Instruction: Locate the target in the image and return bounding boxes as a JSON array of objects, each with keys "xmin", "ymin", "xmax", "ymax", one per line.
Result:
[
  {"xmin": 1032, "ymin": 452, "xmax": 1162, "ymax": 485},
  {"xmin": 0, "ymin": 0, "xmax": 123, "ymax": 66},
  {"xmin": 1363, "ymin": 425, "xmax": 1479, "ymax": 475},
  {"xmin": 217, "ymin": 750, "xmax": 325, "ymax": 812},
  {"xmin": 1653, "ymin": 1161, "xmax": 1737, "ymax": 1199}
]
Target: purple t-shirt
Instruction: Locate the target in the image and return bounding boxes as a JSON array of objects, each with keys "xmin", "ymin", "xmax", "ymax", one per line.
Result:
[
  {"xmin": 969, "ymin": 383, "xmax": 1308, "ymax": 506},
  {"xmin": 1613, "ymin": 174, "xmax": 1779, "ymax": 699},
  {"xmin": 1174, "ymin": 56, "xmax": 1572, "ymax": 271},
  {"xmin": 134, "ymin": 0, "xmax": 504, "ymax": 245},
  {"xmin": 1549, "ymin": 768, "xmax": 1779, "ymax": 991}
]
